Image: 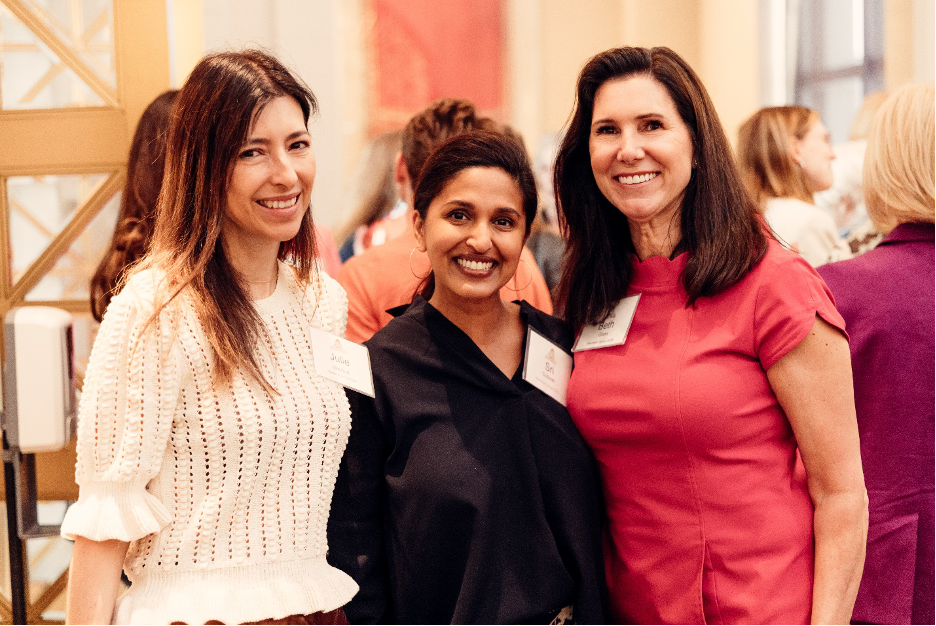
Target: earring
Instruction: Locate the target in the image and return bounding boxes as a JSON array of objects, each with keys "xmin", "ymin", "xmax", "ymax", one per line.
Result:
[
  {"xmin": 504, "ymin": 258, "xmax": 534, "ymax": 292},
  {"xmin": 409, "ymin": 247, "xmax": 431, "ymax": 280}
]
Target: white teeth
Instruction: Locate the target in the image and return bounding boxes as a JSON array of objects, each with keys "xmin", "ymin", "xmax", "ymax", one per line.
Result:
[
  {"xmin": 617, "ymin": 172, "xmax": 658, "ymax": 185},
  {"xmin": 456, "ymin": 258, "xmax": 494, "ymax": 271},
  {"xmin": 257, "ymin": 195, "xmax": 298, "ymax": 209}
]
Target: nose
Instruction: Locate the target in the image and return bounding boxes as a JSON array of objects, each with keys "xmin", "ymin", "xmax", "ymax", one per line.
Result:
[
  {"xmin": 616, "ymin": 130, "xmax": 645, "ymax": 163},
  {"xmin": 270, "ymin": 149, "xmax": 299, "ymax": 187},
  {"xmin": 466, "ymin": 222, "xmax": 492, "ymax": 252}
]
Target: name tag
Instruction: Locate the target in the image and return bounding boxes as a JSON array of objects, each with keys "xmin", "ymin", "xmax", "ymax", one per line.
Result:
[
  {"xmin": 572, "ymin": 294, "xmax": 641, "ymax": 352},
  {"xmin": 309, "ymin": 328, "xmax": 375, "ymax": 397},
  {"xmin": 522, "ymin": 328, "xmax": 573, "ymax": 406}
]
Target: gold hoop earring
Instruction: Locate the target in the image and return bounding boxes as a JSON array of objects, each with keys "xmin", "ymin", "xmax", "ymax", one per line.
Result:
[
  {"xmin": 409, "ymin": 247, "xmax": 431, "ymax": 280},
  {"xmin": 505, "ymin": 258, "xmax": 534, "ymax": 292}
]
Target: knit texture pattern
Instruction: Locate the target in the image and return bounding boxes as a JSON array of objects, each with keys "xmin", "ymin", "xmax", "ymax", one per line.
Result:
[{"xmin": 61, "ymin": 261, "xmax": 358, "ymax": 624}]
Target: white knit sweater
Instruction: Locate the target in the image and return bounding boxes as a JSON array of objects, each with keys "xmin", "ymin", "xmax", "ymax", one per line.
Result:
[{"xmin": 61, "ymin": 262, "xmax": 358, "ymax": 624}]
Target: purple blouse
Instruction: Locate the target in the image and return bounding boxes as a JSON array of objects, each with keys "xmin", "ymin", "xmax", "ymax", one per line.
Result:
[{"xmin": 819, "ymin": 222, "xmax": 935, "ymax": 625}]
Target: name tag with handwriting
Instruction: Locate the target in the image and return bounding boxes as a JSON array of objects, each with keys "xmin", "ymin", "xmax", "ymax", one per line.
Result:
[
  {"xmin": 309, "ymin": 328, "xmax": 375, "ymax": 397},
  {"xmin": 522, "ymin": 328, "xmax": 573, "ymax": 406},
  {"xmin": 572, "ymin": 294, "xmax": 641, "ymax": 352}
]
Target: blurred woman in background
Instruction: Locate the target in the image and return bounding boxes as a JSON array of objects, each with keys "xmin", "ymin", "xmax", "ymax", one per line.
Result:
[
  {"xmin": 336, "ymin": 130, "xmax": 404, "ymax": 261},
  {"xmin": 738, "ymin": 105, "xmax": 851, "ymax": 266},
  {"xmin": 90, "ymin": 89, "xmax": 177, "ymax": 322},
  {"xmin": 819, "ymin": 84, "xmax": 935, "ymax": 625}
]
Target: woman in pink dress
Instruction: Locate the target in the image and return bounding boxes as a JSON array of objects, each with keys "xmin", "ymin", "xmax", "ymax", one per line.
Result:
[{"xmin": 554, "ymin": 46, "xmax": 868, "ymax": 624}]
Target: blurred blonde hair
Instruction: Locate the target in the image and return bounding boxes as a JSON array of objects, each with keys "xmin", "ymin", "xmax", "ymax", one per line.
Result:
[
  {"xmin": 737, "ymin": 105, "xmax": 819, "ymax": 207},
  {"xmin": 863, "ymin": 84, "xmax": 935, "ymax": 234}
]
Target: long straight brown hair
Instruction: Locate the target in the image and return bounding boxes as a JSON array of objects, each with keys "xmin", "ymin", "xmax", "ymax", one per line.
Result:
[
  {"xmin": 135, "ymin": 49, "xmax": 318, "ymax": 391},
  {"xmin": 554, "ymin": 46, "xmax": 767, "ymax": 329}
]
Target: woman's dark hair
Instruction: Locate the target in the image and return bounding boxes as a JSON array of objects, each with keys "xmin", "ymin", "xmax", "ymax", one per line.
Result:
[
  {"xmin": 413, "ymin": 129, "xmax": 538, "ymax": 296},
  {"xmin": 137, "ymin": 49, "xmax": 318, "ymax": 392},
  {"xmin": 555, "ymin": 46, "xmax": 767, "ymax": 329},
  {"xmin": 90, "ymin": 89, "xmax": 178, "ymax": 322}
]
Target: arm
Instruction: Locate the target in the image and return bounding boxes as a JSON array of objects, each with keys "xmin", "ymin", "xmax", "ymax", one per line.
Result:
[
  {"xmin": 66, "ymin": 537, "xmax": 129, "ymax": 624},
  {"xmin": 767, "ymin": 316, "xmax": 868, "ymax": 624},
  {"xmin": 61, "ymin": 277, "xmax": 179, "ymax": 618}
]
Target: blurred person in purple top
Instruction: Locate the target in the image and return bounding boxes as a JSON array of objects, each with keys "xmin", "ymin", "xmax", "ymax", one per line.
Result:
[{"xmin": 818, "ymin": 84, "xmax": 935, "ymax": 625}]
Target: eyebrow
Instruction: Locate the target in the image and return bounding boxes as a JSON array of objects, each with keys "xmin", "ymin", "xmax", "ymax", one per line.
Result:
[
  {"xmin": 444, "ymin": 200, "xmax": 474, "ymax": 209},
  {"xmin": 495, "ymin": 207, "xmax": 523, "ymax": 217},
  {"xmin": 242, "ymin": 129, "xmax": 310, "ymax": 147},
  {"xmin": 591, "ymin": 112, "xmax": 666, "ymax": 127},
  {"xmin": 443, "ymin": 200, "xmax": 523, "ymax": 216}
]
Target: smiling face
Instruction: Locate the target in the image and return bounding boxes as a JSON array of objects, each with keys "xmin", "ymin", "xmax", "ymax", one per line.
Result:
[
  {"xmin": 588, "ymin": 75, "xmax": 694, "ymax": 233},
  {"xmin": 223, "ymin": 95, "xmax": 315, "ymax": 261},
  {"xmin": 791, "ymin": 118, "xmax": 835, "ymax": 193},
  {"xmin": 414, "ymin": 166, "xmax": 526, "ymax": 309}
]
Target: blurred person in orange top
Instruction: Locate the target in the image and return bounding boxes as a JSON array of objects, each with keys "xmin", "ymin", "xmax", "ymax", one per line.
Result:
[{"xmin": 338, "ymin": 98, "xmax": 552, "ymax": 343}]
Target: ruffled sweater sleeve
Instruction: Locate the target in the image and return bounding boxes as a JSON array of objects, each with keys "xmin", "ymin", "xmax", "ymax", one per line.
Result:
[{"xmin": 62, "ymin": 271, "xmax": 180, "ymax": 542}]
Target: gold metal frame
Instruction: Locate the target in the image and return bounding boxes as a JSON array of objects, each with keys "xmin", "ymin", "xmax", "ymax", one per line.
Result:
[
  {"xmin": 2, "ymin": 0, "xmax": 119, "ymax": 108},
  {"xmin": 0, "ymin": 1, "xmax": 170, "ymax": 621}
]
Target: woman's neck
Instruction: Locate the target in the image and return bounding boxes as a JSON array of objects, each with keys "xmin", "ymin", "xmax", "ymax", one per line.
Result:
[
  {"xmin": 629, "ymin": 217, "xmax": 682, "ymax": 261},
  {"xmin": 222, "ymin": 237, "xmax": 280, "ymax": 300},
  {"xmin": 429, "ymin": 291, "xmax": 517, "ymax": 347}
]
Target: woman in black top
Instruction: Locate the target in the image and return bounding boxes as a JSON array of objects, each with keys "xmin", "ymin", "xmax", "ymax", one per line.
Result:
[{"xmin": 328, "ymin": 130, "xmax": 606, "ymax": 624}]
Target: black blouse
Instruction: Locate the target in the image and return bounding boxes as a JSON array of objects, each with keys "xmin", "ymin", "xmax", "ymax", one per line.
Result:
[{"xmin": 328, "ymin": 297, "xmax": 606, "ymax": 624}]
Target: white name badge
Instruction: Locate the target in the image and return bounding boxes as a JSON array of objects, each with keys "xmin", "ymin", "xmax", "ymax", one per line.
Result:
[
  {"xmin": 522, "ymin": 328, "xmax": 573, "ymax": 406},
  {"xmin": 309, "ymin": 328, "xmax": 375, "ymax": 397},
  {"xmin": 572, "ymin": 294, "xmax": 641, "ymax": 352}
]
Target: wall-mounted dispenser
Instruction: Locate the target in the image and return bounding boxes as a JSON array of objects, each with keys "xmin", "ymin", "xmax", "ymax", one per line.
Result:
[{"xmin": 3, "ymin": 306, "xmax": 76, "ymax": 453}]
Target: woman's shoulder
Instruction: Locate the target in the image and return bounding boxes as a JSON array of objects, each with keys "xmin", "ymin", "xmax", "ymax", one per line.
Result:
[
  {"xmin": 108, "ymin": 266, "xmax": 169, "ymax": 315},
  {"xmin": 366, "ymin": 298, "xmax": 431, "ymax": 350},
  {"xmin": 766, "ymin": 197, "xmax": 837, "ymax": 231},
  {"xmin": 520, "ymin": 301, "xmax": 574, "ymax": 352},
  {"xmin": 764, "ymin": 195, "xmax": 816, "ymax": 213},
  {"xmin": 285, "ymin": 263, "xmax": 346, "ymax": 303},
  {"xmin": 282, "ymin": 263, "xmax": 349, "ymax": 333},
  {"xmin": 753, "ymin": 237, "xmax": 819, "ymax": 277},
  {"xmin": 712, "ymin": 237, "xmax": 826, "ymax": 310}
]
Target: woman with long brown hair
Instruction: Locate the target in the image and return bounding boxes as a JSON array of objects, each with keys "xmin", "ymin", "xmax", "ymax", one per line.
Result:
[
  {"xmin": 90, "ymin": 89, "xmax": 177, "ymax": 322},
  {"xmin": 555, "ymin": 46, "xmax": 867, "ymax": 623},
  {"xmin": 62, "ymin": 50, "xmax": 357, "ymax": 624}
]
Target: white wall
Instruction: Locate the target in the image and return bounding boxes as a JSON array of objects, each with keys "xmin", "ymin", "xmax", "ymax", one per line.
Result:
[
  {"xmin": 200, "ymin": 0, "xmax": 362, "ymax": 231},
  {"xmin": 192, "ymin": 0, "xmax": 933, "ymax": 231},
  {"xmin": 913, "ymin": 0, "xmax": 935, "ymax": 83}
]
